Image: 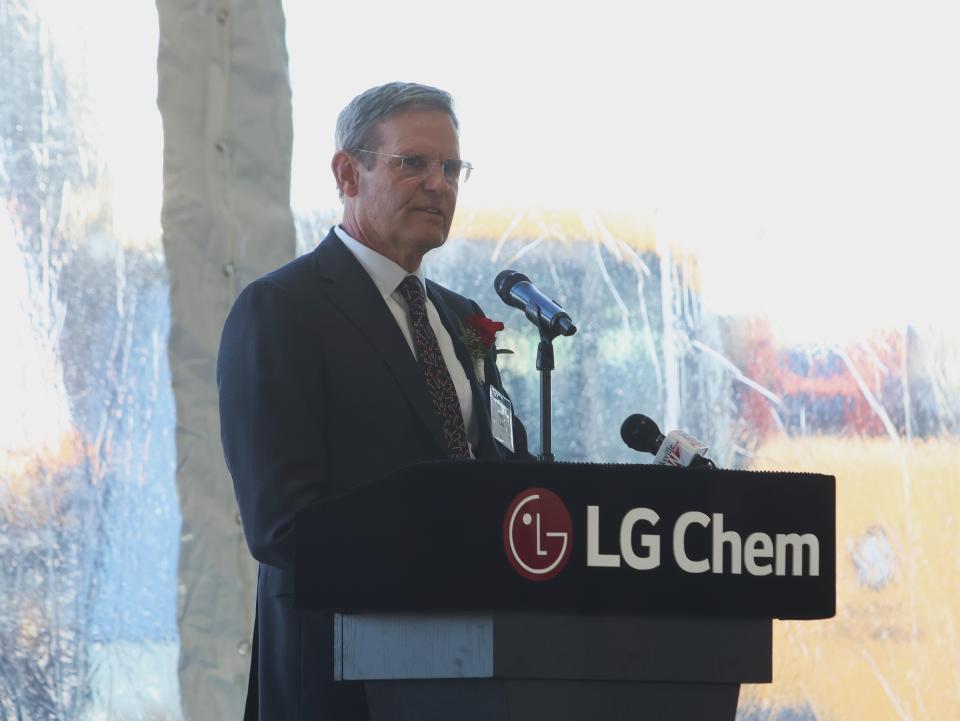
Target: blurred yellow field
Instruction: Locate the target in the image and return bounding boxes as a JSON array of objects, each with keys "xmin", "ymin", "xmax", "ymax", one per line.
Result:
[{"xmin": 740, "ymin": 437, "xmax": 960, "ymax": 720}]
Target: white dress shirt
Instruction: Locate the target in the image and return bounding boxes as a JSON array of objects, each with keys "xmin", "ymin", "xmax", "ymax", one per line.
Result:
[{"xmin": 334, "ymin": 226, "xmax": 479, "ymax": 455}]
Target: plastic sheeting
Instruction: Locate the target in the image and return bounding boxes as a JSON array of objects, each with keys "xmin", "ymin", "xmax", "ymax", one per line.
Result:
[
  {"xmin": 1, "ymin": 0, "xmax": 179, "ymax": 718},
  {"xmin": 157, "ymin": 0, "xmax": 295, "ymax": 719},
  {"xmin": 284, "ymin": 2, "xmax": 960, "ymax": 720},
  {"xmin": 4, "ymin": 0, "xmax": 958, "ymax": 719}
]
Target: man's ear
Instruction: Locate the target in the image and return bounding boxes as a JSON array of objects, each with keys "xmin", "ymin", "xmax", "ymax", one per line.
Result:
[{"xmin": 332, "ymin": 151, "xmax": 360, "ymax": 198}]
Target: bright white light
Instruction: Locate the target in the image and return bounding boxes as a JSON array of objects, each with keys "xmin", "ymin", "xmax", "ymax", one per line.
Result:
[
  {"xmin": 0, "ymin": 211, "xmax": 74, "ymax": 467},
  {"xmin": 0, "ymin": 0, "xmax": 163, "ymax": 477},
  {"xmin": 284, "ymin": 0, "xmax": 960, "ymax": 344},
  {"xmin": 38, "ymin": 0, "xmax": 163, "ymax": 248}
]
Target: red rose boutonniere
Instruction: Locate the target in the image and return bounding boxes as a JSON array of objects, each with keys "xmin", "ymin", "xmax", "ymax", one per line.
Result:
[{"xmin": 461, "ymin": 314, "xmax": 513, "ymax": 383}]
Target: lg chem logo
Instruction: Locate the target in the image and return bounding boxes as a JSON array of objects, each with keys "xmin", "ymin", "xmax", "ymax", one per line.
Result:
[{"xmin": 503, "ymin": 488, "xmax": 573, "ymax": 581}]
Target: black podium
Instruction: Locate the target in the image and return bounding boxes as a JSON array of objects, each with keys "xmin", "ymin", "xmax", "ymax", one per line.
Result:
[{"xmin": 296, "ymin": 461, "xmax": 835, "ymax": 721}]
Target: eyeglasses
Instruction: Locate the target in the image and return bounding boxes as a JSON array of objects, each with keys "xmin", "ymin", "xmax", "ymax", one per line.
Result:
[{"xmin": 354, "ymin": 149, "xmax": 473, "ymax": 185}]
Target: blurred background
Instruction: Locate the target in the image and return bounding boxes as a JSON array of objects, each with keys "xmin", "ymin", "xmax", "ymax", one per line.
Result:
[{"xmin": 2, "ymin": 0, "xmax": 958, "ymax": 719}]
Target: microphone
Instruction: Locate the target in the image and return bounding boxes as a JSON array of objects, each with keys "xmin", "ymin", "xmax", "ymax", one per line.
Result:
[
  {"xmin": 620, "ymin": 414, "xmax": 716, "ymax": 469},
  {"xmin": 494, "ymin": 270, "xmax": 577, "ymax": 337},
  {"xmin": 620, "ymin": 413, "xmax": 665, "ymax": 454}
]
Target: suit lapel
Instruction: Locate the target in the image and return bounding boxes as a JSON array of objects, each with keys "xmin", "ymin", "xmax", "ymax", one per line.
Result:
[
  {"xmin": 427, "ymin": 281, "xmax": 503, "ymax": 460},
  {"xmin": 311, "ymin": 231, "xmax": 450, "ymax": 457}
]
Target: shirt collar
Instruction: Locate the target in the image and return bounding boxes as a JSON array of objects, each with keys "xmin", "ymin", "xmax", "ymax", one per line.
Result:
[{"xmin": 334, "ymin": 225, "xmax": 426, "ymax": 299}]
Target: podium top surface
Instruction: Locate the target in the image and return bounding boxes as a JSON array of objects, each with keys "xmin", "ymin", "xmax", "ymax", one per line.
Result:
[{"xmin": 295, "ymin": 461, "xmax": 835, "ymax": 620}]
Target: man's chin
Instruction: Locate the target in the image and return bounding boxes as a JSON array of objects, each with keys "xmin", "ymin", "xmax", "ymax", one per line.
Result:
[{"xmin": 413, "ymin": 230, "xmax": 449, "ymax": 252}]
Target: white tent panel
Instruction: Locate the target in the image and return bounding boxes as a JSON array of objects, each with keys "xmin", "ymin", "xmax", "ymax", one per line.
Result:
[{"xmin": 157, "ymin": 0, "xmax": 295, "ymax": 717}]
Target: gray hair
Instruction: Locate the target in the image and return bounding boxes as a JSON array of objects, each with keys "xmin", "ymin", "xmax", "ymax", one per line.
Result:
[{"xmin": 335, "ymin": 82, "xmax": 459, "ymax": 168}]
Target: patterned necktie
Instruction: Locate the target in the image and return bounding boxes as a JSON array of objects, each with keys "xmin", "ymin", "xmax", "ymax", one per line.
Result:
[{"xmin": 398, "ymin": 276, "xmax": 471, "ymax": 460}]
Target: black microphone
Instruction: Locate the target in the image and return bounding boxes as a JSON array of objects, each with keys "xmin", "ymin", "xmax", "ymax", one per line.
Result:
[
  {"xmin": 620, "ymin": 414, "xmax": 665, "ymax": 454},
  {"xmin": 620, "ymin": 413, "xmax": 716, "ymax": 469},
  {"xmin": 494, "ymin": 270, "xmax": 577, "ymax": 337}
]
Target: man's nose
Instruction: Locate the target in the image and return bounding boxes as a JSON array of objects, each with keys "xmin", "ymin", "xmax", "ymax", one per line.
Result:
[{"xmin": 422, "ymin": 161, "xmax": 453, "ymax": 191}]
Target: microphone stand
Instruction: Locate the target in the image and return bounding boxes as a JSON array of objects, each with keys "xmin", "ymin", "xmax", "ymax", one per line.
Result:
[{"xmin": 536, "ymin": 321, "xmax": 563, "ymax": 463}]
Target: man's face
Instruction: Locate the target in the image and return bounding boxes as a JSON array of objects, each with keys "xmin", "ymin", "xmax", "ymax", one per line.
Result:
[{"xmin": 347, "ymin": 110, "xmax": 460, "ymax": 268}]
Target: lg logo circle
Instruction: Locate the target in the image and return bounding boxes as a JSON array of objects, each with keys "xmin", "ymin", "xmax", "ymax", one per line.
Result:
[{"xmin": 503, "ymin": 488, "xmax": 573, "ymax": 581}]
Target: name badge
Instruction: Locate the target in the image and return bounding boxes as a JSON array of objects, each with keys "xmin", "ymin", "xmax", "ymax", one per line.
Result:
[{"xmin": 489, "ymin": 386, "xmax": 515, "ymax": 453}]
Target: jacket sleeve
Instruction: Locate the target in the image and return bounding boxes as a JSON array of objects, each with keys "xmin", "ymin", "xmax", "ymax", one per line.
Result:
[{"xmin": 217, "ymin": 279, "xmax": 326, "ymax": 570}]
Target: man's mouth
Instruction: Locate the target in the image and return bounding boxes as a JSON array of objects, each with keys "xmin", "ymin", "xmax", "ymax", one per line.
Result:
[{"xmin": 416, "ymin": 207, "xmax": 444, "ymax": 218}]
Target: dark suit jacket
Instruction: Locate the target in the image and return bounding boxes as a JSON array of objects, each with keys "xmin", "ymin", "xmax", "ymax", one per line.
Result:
[{"xmin": 217, "ymin": 229, "xmax": 529, "ymax": 720}]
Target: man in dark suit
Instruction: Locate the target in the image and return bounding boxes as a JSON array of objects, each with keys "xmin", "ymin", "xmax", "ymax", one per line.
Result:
[{"xmin": 218, "ymin": 82, "xmax": 529, "ymax": 720}]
